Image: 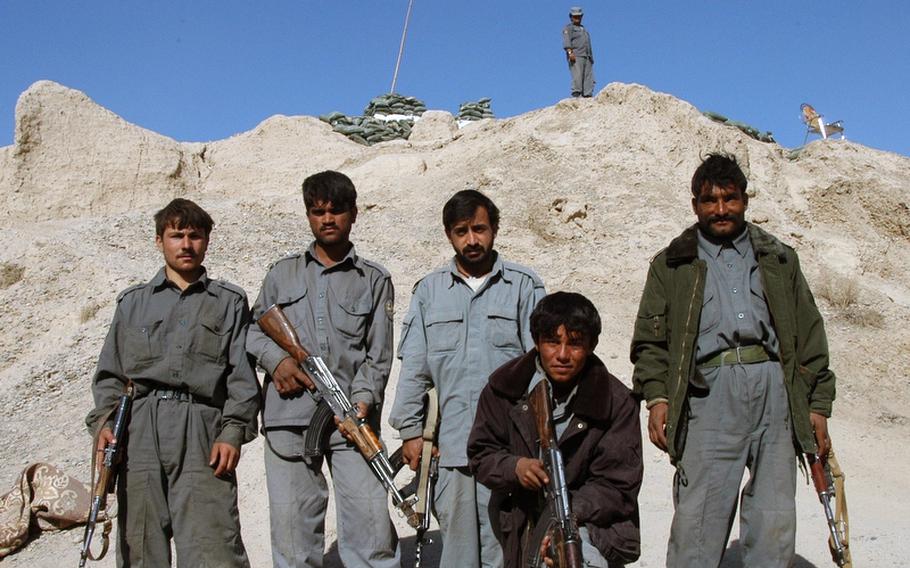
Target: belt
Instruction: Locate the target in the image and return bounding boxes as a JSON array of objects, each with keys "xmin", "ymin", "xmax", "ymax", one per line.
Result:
[
  {"xmin": 151, "ymin": 388, "xmax": 195, "ymax": 402},
  {"xmin": 699, "ymin": 345, "xmax": 772, "ymax": 368}
]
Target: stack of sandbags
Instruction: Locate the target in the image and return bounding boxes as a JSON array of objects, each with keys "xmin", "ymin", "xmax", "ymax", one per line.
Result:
[
  {"xmin": 318, "ymin": 112, "xmax": 413, "ymax": 146},
  {"xmin": 703, "ymin": 111, "xmax": 775, "ymax": 144},
  {"xmin": 457, "ymin": 98, "xmax": 494, "ymax": 122},
  {"xmin": 319, "ymin": 93, "xmax": 427, "ymax": 146},
  {"xmin": 364, "ymin": 93, "xmax": 427, "ymax": 118}
]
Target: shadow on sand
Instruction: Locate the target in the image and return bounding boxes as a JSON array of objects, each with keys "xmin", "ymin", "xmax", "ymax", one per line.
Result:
[
  {"xmin": 325, "ymin": 530, "xmax": 443, "ymax": 568},
  {"xmin": 719, "ymin": 539, "xmax": 819, "ymax": 567}
]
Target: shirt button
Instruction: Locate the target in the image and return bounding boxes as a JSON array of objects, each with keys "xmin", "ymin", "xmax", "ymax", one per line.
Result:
[
  {"xmin": 727, "ymin": 263, "xmax": 734, "ymax": 269},
  {"xmin": 319, "ymin": 292, "xmax": 325, "ymax": 298},
  {"xmin": 521, "ymin": 404, "xmax": 528, "ymax": 411},
  {"xmin": 732, "ymin": 288, "xmax": 738, "ymax": 294},
  {"xmin": 737, "ymin": 313, "xmax": 745, "ymax": 319},
  {"xmin": 576, "ymin": 422, "xmax": 585, "ymax": 429}
]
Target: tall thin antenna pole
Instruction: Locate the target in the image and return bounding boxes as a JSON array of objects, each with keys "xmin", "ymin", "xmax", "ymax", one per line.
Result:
[{"xmin": 390, "ymin": 0, "xmax": 414, "ymax": 94}]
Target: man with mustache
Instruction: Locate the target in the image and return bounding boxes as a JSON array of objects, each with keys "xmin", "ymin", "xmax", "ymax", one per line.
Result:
[
  {"xmin": 390, "ymin": 189, "xmax": 546, "ymax": 568},
  {"xmin": 87, "ymin": 198, "xmax": 259, "ymax": 566},
  {"xmin": 630, "ymin": 154, "xmax": 837, "ymax": 567},
  {"xmin": 247, "ymin": 171, "xmax": 399, "ymax": 567}
]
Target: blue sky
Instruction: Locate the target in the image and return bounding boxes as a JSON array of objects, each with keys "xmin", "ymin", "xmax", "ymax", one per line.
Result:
[{"xmin": 1, "ymin": 2, "xmax": 908, "ymax": 155}]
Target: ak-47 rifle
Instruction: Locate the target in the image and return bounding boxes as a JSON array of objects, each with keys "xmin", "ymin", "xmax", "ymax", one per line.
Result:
[
  {"xmin": 79, "ymin": 381, "xmax": 135, "ymax": 567},
  {"xmin": 257, "ymin": 305, "xmax": 420, "ymax": 528},
  {"xmin": 527, "ymin": 380, "xmax": 583, "ymax": 568},
  {"xmin": 413, "ymin": 387, "xmax": 440, "ymax": 568},
  {"xmin": 808, "ymin": 449, "xmax": 851, "ymax": 567}
]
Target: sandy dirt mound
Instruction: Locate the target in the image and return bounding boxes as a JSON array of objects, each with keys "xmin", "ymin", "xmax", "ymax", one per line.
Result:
[{"xmin": 1, "ymin": 80, "xmax": 908, "ymax": 566}]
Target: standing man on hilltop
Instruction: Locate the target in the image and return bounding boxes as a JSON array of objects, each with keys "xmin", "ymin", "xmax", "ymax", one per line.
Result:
[
  {"xmin": 631, "ymin": 154, "xmax": 837, "ymax": 567},
  {"xmin": 390, "ymin": 189, "xmax": 546, "ymax": 568},
  {"xmin": 87, "ymin": 198, "xmax": 259, "ymax": 567},
  {"xmin": 563, "ymin": 6, "xmax": 595, "ymax": 97},
  {"xmin": 247, "ymin": 170, "xmax": 400, "ymax": 568}
]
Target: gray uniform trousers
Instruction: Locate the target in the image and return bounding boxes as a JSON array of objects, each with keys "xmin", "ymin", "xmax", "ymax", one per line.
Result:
[
  {"xmin": 435, "ymin": 466, "xmax": 503, "ymax": 568},
  {"xmin": 117, "ymin": 394, "xmax": 249, "ymax": 568},
  {"xmin": 667, "ymin": 360, "xmax": 796, "ymax": 567},
  {"xmin": 264, "ymin": 426, "xmax": 401, "ymax": 568},
  {"xmin": 569, "ymin": 56, "xmax": 595, "ymax": 97}
]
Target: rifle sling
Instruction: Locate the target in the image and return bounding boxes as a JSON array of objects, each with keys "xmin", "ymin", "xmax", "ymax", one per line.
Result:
[
  {"xmin": 828, "ymin": 448, "xmax": 852, "ymax": 567},
  {"xmin": 415, "ymin": 388, "xmax": 440, "ymax": 517}
]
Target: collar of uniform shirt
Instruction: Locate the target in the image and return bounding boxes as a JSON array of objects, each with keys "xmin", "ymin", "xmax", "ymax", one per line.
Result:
[
  {"xmin": 697, "ymin": 227, "xmax": 751, "ymax": 259},
  {"xmin": 151, "ymin": 266, "xmax": 211, "ymax": 293},
  {"xmin": 445, "ymin": 251, "xmax": 509, "ymax": 288},
  {"xmin": 304, "ymin": 240, "xmax": 362, "ymax": 271}
]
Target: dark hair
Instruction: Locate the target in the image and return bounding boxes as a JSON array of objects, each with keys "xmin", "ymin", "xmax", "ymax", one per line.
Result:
[
  {"xmin": 530, "ymin": 291, "xmax": 601, "ymax": 347},
  {"xmin": 302, "ymin": 170, "xmax": 357, "ymax": 212},
  {"xmin": 691, "ymin": 153, "xmax": 748, "ymax": 197},
  {"xmin": 442, "ymin": 189, "xmax": 500, "ymax": 232},
  {"xmin": 154, "ymin": 198, "xmax": 214, "ymax": 237}
]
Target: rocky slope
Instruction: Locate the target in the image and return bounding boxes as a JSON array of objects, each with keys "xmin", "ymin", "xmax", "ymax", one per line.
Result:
[{"xmin": 1, "ymin": 80, "xmax": 908, "ymax": 566}]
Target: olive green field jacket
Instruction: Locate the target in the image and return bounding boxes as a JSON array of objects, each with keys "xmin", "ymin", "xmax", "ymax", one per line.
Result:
[{"xmin": 630, "ymin": 224, "xmax": 836, "ymax": 461}]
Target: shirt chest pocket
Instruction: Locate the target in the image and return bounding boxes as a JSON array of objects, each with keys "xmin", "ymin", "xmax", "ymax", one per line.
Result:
[
  {"xmin": 195, "ymin": 313, "xmax": 231, "ymax": 364},
  {"xmin": 122, "ymin": 319, "xmax": 163, "ymax": 372},
  {"xmin": 425, "ymin": 310, "xmax": 463, "ymax": 354},
  {"xmin": 698, "ymin": 291, "xmax": 720, "ymax": 335},
  {"xmin": 486, "ymin": 307, "xmax": 523, "ymax": 352},
  {"xmin": 335, "ymin": 294, "xmax": 372, "ymax": 340}
]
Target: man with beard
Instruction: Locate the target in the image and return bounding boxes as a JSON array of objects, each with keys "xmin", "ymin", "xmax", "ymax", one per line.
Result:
[
  {"xmin": 630, "ymin": 154, "xmax": 836, "ymax": 567},
  {"xmin": 87, "ymin": 198, "xmax": 259, "ymax": 566},
  {"xmin": 390, "ymin": 189, "xmax": 546, "ymax": 567},
  {"xmin": 247, "ymin": 171, "xmax": 400, "ymax": 567}
]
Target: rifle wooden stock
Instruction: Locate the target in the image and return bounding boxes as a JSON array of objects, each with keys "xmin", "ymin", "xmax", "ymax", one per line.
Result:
[{"xmin": 257, "ymin": 306, "xmax": 313, "ymax": 371}]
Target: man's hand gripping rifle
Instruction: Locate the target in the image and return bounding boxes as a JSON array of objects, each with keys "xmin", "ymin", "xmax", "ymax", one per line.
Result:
[
  {"xmin": 257, "ymin": 305, "xmax": 420, "ymax": 528},
  {"xmin": 808, "ymin": 450, "xmax": 851, "ymax": 567},
  {"xmin": 79, "ymin": 381, "xmax": 135, "ymax": 567},
  {"xmin": 527, "ymin": 380, "xmax": 583, "ymax": 568}
]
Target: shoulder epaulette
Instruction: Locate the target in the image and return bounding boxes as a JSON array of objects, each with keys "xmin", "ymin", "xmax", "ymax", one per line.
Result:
[
  {"xmin": 411, "ymin": 263, "xmax": 450, "ymax": 293},
  {"xmin": 115, "ymin": 282, "xmax": 146, "ymax": 303},
  {"xmin": 213, "ymin": 279, "xmax": 248, "ymax": 299},
  {"xmin": 360, "ymin": 257, "xmax": 392, "ymax": 278},
  {"xmin": 502, "ymin": 261, "xmax": 545, "ymax": 286},
  {"xmin": 267, "ymin": 252, "xmax": 303, "ymax": 271}
]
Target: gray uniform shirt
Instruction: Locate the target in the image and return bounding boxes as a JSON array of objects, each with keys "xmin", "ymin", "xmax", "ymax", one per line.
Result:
[
  {"xmin": 86, "ymin": 267, "xmax": 260, "ymax": 448},
  {"xmin": 247, "ymin": 243, "xmax": 394, "ymax": 429},
  {"xmin": 390, "ymin": 253, "xmax": 545, "ymax": 468},
  {"xmin": 562, "ymin": 23, "xmax": 593, "ymax": 59},
  {"xmin": 696, "ymin": 229, "xmax": 781, "ymax": 384}
]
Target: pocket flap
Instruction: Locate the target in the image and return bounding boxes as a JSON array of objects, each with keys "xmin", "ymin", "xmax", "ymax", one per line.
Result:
[
  {"xmin": 277, "ymin": 287, "xmax": 308, "ymax": 306},
  {"xmin": 426, "ymin": 310, "xmax": 463, "ymax": 326},
  {"xmin": 200, "ymin": 314, "xmax": 230, "ymax": 335},
  {"xmin": 486, "ymin": 306, "xmax": 517, "ymax": 321}
]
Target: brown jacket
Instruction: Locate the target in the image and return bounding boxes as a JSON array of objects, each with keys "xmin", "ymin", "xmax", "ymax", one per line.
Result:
[{"xmin": 467, "ymin": 350, "xmax": 642, "ymax": 566}]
